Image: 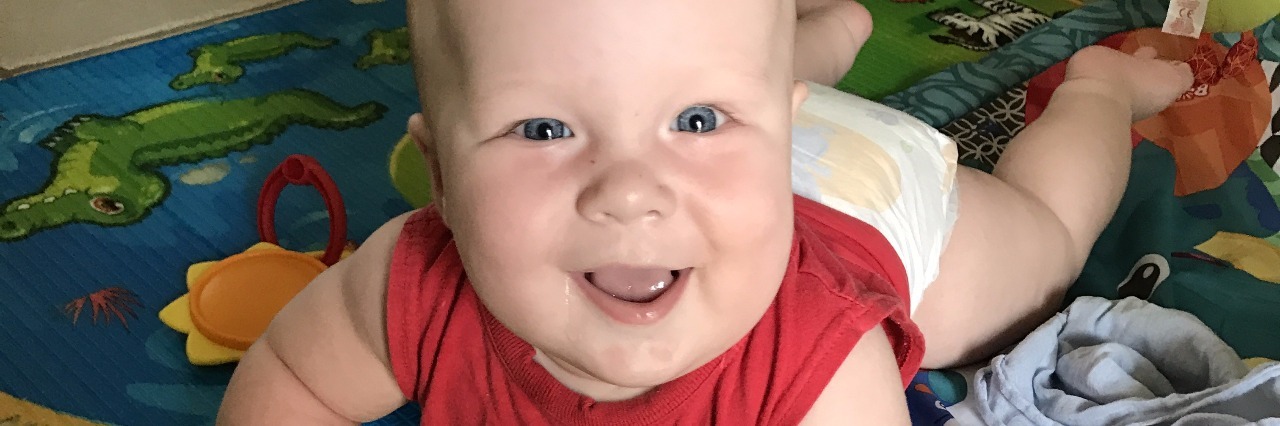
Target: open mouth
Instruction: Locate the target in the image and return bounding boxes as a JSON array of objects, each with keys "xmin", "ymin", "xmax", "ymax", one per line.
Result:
[
  {"xmin": 581, "ymin": 266, "xmax": 686, "ymax": 304},
  {"xmin": 572, "ymin": 266, "xmax": 692, "ymax": 325}
]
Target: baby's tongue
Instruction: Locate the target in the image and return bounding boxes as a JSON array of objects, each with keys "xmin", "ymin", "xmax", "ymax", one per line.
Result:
[{"xmin": 586, "ymin": 266, "xmax": 674, "ymax": 303}]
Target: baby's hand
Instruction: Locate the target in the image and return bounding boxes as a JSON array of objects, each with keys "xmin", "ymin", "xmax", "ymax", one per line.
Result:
[{"xmin": 1064, "ymin": 45, "xmax": 1194, "ymax": 121}]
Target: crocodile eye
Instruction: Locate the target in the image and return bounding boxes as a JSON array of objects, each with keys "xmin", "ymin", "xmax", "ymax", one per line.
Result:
[
  {"xmin": 90, "ymin": 196, "xmax": 125, "ymax": 215},
  {"xmin": 213, "ymin": 71, "xmax": 226, "ymax": 82}
]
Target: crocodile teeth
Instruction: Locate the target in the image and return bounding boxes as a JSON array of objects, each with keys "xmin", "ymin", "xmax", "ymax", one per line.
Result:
[
  {"xmin": 43, "ymin": 197, "xmax": 56, "ymax": 203},
  {"xmin": 64, "ymin": 188, "xmax": 77, "ymax": 195},
  {"xmin": 45, "ymin": 142, "xmax": 56, "ymax": 148},
  {"xmin": 16, "ymin": 204, "xmax": 30, "ymax": 210}
]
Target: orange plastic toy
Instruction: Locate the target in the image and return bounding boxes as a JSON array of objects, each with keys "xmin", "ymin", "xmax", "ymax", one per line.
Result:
[{"xmin": 160, "ymin": 154, "xmax": 351, "ymax": 365}]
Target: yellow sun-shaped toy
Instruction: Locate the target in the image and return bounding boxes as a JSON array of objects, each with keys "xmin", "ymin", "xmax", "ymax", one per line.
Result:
[
  {"xmin": 159, "ymin": 243, "xmax": 353, "ymax": 365},
  {"xmin": 160, "ymin": 155, "xmax": 354, "ymax": 365}
]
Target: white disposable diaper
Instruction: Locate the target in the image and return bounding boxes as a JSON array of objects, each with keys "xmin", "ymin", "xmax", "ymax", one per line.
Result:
[{"xmin": 791, "ymin": 82, "xmax": 960, "ymax": 315}]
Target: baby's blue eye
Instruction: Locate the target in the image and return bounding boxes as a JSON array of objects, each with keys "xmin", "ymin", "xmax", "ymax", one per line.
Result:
[
  {"xmin": 518, "ymin": 118, "xmax": 573, "ymax": 141},
  {"xmin": 672, "ymin": 106, "xmax": 724, "ymax": 133}
]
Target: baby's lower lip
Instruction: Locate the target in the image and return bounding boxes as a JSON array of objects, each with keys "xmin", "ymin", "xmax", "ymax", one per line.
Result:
[{"xmin": 573, "ymin": 268, "xmax": 691, "ymax": 325}]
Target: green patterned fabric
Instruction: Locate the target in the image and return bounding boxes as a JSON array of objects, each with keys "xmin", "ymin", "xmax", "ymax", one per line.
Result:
[
  {"xmin": 839, "ymin": 0, "xmax": 1078, "ymax": 100},
  {"xmin": 883, "ymin": 0, "xmax": 1173, "ymax": 127}
]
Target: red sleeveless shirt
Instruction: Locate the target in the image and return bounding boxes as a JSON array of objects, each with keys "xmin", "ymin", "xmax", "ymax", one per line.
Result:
[{"xmin": 386, "ymin": 195, "xmax": 923, "ymax": 425}]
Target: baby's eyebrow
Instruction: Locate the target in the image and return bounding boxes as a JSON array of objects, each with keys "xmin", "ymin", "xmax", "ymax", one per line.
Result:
[
  {"xmin": 459, "ymin": 67, "xmax": 779, "ymax": 123},
  {"xmin": 455, "ymin": 88, "xmax": 559, "ymax": 140},
  {"xmin": 466, "ymin": 79, "xmax": 537, "ymax": 109},
  {"xmin": 464, "ymin": 81, "xmax": 545, "ymax": 116},
  {"xmin": 721, "ymin": 67, "xmax": 774, "ymax": 87}
]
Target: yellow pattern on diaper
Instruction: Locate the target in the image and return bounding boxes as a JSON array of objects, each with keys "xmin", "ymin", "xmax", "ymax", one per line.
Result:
[
  {"xmin": 941, "ymin": 140, "xmax": 958, "ymax": 195},
  {"xmin": 795, "ymin": 110, "xmax": 902, "ymax": 212}
]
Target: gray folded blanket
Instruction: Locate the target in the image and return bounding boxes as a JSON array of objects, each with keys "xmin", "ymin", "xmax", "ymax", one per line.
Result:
[{"xmin": 974, "ymin": 296, "xmax": 1280, "ymax": 426}]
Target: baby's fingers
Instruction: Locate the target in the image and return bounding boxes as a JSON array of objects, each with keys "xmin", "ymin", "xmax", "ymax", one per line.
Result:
[
  {"xmin": 1157, "ymin": 60, "xmax": 1193, "ymax": 87},
  {"xmin": 1172, "ymin": 61, "xmax": 1194, "ymax": 89},
  {"xmin": 1173, "ymin": 61, "xmax": 1192, "ymax": 78},
  {"xmin": 1133, "ymin": 46, "xmax": 1159, "ymax": 60}
]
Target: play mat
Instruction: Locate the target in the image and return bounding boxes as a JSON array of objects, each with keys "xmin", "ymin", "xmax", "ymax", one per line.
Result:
[
  {"xmin": 3, "ymin": 0, "xmax": 1277, "ymax": 424},
  {"xmin": 886, "ymin": 0, "xmax": 1280, "ymax": 422}
]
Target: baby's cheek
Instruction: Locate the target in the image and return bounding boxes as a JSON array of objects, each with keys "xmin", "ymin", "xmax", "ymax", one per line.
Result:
[
  {"xmin": 702, "ymin": 151, "xmax": 791, "ymax": 225},
  {"xmin": 451, "ymin": 154, "xmax": 566, "ymax": 222},
  {"xmin": 693, "ymin": 189, "xmax": 787, "ymax": 261},
  {"xmin": 686, "ymin": 133, "xmax": 790, "ymax": 197}
]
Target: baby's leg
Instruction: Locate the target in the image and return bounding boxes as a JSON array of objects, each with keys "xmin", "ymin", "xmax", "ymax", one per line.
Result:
[
  {"xmin": 911, "ymin": 46, "xmax": 1192, "ymax": 368},
  {"xmin": 794, "ymin": 0, "xmax": 871, "ymax": 86}
]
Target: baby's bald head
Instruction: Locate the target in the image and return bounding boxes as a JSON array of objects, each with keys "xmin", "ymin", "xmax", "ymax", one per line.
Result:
[{"xmin": 405, "ymin": 0, "xmax": 798, "ymax": 143}]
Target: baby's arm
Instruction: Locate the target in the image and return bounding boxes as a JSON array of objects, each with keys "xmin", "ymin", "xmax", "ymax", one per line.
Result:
[
  {"xmin": 218, "ymin": 214, "xmax": 412, "ymax": 424},
  {"xmin": 794, "ymin": 0, "xmax": 872, "ymax": 86},
  {"xmin": 801, "ymin": 326, "xmax": 910, "ymax": 425}
]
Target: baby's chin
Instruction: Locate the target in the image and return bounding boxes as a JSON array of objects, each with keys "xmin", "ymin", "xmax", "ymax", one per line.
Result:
[
  {"xmin": 592, "ymin": 358, "xmax": 698, "ymax": 390},
  {"xmin": 538, "ymin": 343, "xmax": 723, "ymax": 399}
]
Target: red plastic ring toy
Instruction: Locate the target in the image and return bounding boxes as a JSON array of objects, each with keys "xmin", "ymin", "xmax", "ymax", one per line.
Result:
[{"xmin": 256, "ymin": 155, "xmax": 348, "ymax": 266}]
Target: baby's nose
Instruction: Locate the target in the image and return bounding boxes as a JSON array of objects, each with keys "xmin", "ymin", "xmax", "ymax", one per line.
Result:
[{"xmin": 576, "ymin": 161, "xmax": 675, "ymax": 225}]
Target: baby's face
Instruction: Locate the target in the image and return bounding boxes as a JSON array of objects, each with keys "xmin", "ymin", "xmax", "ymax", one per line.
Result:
[{"xmin": 410, "ymin": 0, "xmax": 802, "ymax": 396}]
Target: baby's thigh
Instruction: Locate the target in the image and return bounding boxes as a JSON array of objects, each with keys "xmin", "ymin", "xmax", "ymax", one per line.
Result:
[{"xmin": 911, "ymin": 167, "xmax": 1077, "ymax": 369}]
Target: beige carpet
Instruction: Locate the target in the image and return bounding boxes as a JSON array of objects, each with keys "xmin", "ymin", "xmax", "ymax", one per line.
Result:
[{"xmin": 0, "ymin": 0, "xmax": 304, "ymax": 79}]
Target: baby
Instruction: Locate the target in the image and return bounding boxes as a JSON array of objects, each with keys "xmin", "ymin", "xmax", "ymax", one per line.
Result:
[{"xmin": 218, "ymin": 0, "xmax": 1192, "ymax": 423}]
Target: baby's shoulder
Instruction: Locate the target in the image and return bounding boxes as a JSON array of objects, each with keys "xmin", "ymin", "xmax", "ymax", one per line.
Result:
[
  {"xmin": 342, "ymin": 210, "xmax": 419, "ymax": 284},
  {"xmin": 341, "ymin": 207, "xmax": 453, "ymax": 282},
  {"xmin": 792, "ymin": 196, "xmax": 908, "ymax": 294}
]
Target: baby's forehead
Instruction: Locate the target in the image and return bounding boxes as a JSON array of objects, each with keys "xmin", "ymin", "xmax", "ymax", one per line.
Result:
[
  {"xmin": 406, "ymin": 0, "xmax": 795, "ymax": 129},
  {"xmin": 407, "ymin": 0, "xmax": 793, "ymax": 70},
  {"xmin": 411, "ymin": 0, "xmax": 790, "ymax": 25}
]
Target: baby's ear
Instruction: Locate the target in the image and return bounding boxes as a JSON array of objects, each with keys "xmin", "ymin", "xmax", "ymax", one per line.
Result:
[
  {"xmin": 407, "ymin": 113, "xmax": 449, "ymax": 224},
  {"xmin": 791, "ymin": 80, "xmax": 810, "ymax": 119}
]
